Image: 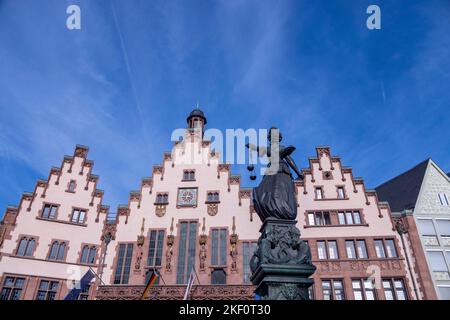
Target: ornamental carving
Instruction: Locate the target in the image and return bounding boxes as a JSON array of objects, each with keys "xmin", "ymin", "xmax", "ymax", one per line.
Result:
[
  {"xmin": 96, "ymin": 285, "xmax": 255, "ymax": 300},
  {"xmin": 238, "ymin": 189, "xmax": 251, "ymax": 206},
  {"xmin": 50, "ymin": 167, "xmax": 61, "ymax": 175},
  {"xmin": 84, "ymin": 160, "xmax": 93, "ymax": 168},
  {"xmin": 163, "ymin": 152, "xmax": 172, "ymax": 161},
  {"xmin": 153, "ymin": 165, "xmax": 164, "ymax": 178},
  {"xmin": 207, "ymin": 203, "xmax": 218, "ymax": 216},
  {"xmin": 141, "ymin": 178, "xmax": 153, "ymax": 188},
  {"xmin": 229, "ymin": 175, "xmax": 240, "ymax": 185},
  {"xmin": 64, "ymin": 156, "xmax": 73, "ymax": 164},
  {"xmin": 102, "ymin": 222, "xmax": 117, "ymax": 241},
  {"xmin": 21, "ymin": 193, "xmax": 33, "ymax": 202},
  {"xmin": 230, "ymin": 234, "xmax": 238, "ymax": 272},
  {"xmin": 0, "ymin": 226, "xmax": 6, "ymax": 247},
  {"xmin": 93, "ymin": 189, "xmax": 104, "ymax": 198},
  {"xmin": 348, "ymin": 259, "xmax": 403, "ymax": 272},
  {"xmin": 155, "ymin": 205, "xmax": 166, "ymax": 217},
  {"xmin": 266, "ymin": 283, "xmax": 309, "ymax": 300},
  {"xmin": 199, "ymin": 235, "xmax": 207, "ymax": 272},
  {"xmin": 319, "ymin": 261, "xmax": 342, "ymax": 272},
  {"xmin": 250, "ymin": 220, "xmax": 313, "ymax": 273},
  {"xmin": 316, "ymin": 147, "xmax": 330, "ymax": 158},
  {"xmin": 129, "ymin": 191, "xmax": 141, "ymax": 202},
  {"xmin": 202, "ymin": 141, "xmax": 210, "ymax": 148},
  {"xmin": 135, "ymin": 244, "xmax": 144, "ymax": 272},
  {"xmin": 74, "ymin": 146, "xmax": 89, "ymax": 158},
  {"xmin": 37, "ymin": 180, "xmax": 47, "ymax": 188},
  {"xmin": 165, "ymin": 235, "xmax": 175, "ymax": 272},
  {"xmin": 322, "ymin": 171, "xmax": 333, "ymax": 180},
  {"xmin": 117, "ymin": 206, "xmax": 129, "ymax": 216},
  {"xmin": 217, "ymin": 164, "xmax": 230, "ymax": 178}
]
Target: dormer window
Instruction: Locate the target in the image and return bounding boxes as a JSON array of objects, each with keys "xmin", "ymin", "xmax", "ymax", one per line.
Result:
[
  {"xmin": 207, "ymin": 191, "xmax": 220, "ymax": 203},
  {"xmin": 183, "ymin": 170, "xmax": 195, "ymax": 181},
  {"xmin": 438, "ymin": 193, "xmax": 449, "ymax": 206},
  {"xmin": 155, "ymin": 193, "xmax": 169, "ymax": 205},
  {"xmin": 315, "ymin": 187, "xmax": 324, "ymax": 200},
  {"xmin": 66, "ymin": 180, "xmax": 76, "ymax": 193},
  {"xmin": 71, "ymin": 208, "xmax": 87, "ymax": 224},
  {"xmin": 337, "ymin": 187, "xmax": 345, "ymax": 199},
  {"xmin": 41, "ymin": 204, "xmax": 58, "ymax": 220}
]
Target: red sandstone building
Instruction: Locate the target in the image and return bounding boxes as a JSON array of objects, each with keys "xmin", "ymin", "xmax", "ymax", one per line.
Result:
[{"xmin": 0, "ymin": 109, "xmax": 446, "ymax": 300}]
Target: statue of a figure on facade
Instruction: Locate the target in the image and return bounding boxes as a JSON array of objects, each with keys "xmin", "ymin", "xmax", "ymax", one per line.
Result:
[{"xmin": 246, "ymin": 127, "xmax": 316, "ymax": 300}]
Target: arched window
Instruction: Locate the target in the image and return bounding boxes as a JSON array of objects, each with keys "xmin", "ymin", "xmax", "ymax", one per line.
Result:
[
  {"xmin": 49, "ymin": 242, "xmax": 59, "ymax": 260},
  {"xmin": 16, "ymin": 238, "xmax": 28, "ymax": 256},
  {"xmin": 48, "ymin": 241, "xmax": 66, "ymax": 261},
  {"xmin": 57, "ymin": 243, "xmax": 66, "ymax": 260},
  {"xmin": 207, "ymin": 192, "xmax": 220, "ymax": 202},
  {"xmin": 156, "ymin": 193, "xmax": 168, "ymax": 204},
  {"xmin": 88, "ymin": 247, "xmax": 96, "ymax": 264},
  {"xmin": 80, "ymin": 245, "xmax": 97, "ymax": 264},
  {"xmin": 67, "ymin": 180, "xmax": 76, "ymax": 192},
  {"xmin": 80, "ymin": 246, "xmax": 89, "ymax": 263},
  {"xmin": 16, "ymin": 237, "xmax": 36, "ymax": 257},
  {"xmin": 25, "ymin": 239, "xmax": 35, "ymax": 257},
  {"xmin": 183, "ymin": 170, "xmax": 195, "ymax": 181}
]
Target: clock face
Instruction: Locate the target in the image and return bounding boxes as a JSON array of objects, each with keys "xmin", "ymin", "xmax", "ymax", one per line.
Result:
[{"xmin": 177, "ymin": 188, "xmax": 198, "ymax": 207}]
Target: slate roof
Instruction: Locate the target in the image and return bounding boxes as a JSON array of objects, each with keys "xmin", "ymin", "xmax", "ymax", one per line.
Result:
[
  {"xmin": 375, "ymin": 159, "xmax": 430, "ymax": 212},
  {"xmin": 187, "ymin": 108, "xmax": 207, "ymax": 124}
]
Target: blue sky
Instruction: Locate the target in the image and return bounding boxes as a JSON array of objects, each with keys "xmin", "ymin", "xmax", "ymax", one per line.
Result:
[{"xmin": 1, "ymin": 0, "xmax": 449, "ymax": 218}]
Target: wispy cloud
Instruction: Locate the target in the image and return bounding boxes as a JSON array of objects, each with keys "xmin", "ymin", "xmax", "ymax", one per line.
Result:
[{"xmin": 0, "ymin": 0, "xmax": 449, "ymax": 216}]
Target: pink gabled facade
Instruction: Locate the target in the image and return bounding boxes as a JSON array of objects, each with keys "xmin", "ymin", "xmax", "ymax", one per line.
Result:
[
  {"xmin": 100, "ymin": 119, "xmax": 260, "ymax": 292},
  {"xmin": 0, "ymin": 109, "xmax": 436, "ymax": 300},
  {"xmin": 297, "ymin": 147, "xmax": 420, "ymax": 300},
  {"xmin": 0, "ymin": 145, "xmax": 109, "ymax": 300}
]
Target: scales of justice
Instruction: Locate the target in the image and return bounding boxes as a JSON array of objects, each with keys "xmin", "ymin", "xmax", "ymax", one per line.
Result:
[{"xmin": 246, "ymin": 127, "xmax": 316, "ymax": 300}]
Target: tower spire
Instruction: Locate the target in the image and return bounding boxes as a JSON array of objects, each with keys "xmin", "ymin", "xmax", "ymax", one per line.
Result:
[{"xmin": 186, "ymin": 105, "xmax": 207, "ymax": 136}]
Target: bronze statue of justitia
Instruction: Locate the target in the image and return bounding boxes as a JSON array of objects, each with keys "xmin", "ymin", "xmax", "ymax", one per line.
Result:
[{"xmin": 246, "ymin": 127, "xmax": 304, "ymax": 221}]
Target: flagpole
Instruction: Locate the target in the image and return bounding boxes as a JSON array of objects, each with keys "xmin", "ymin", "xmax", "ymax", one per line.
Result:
[
  {"xmin": 89, "ymin": 265, "xmax": 106, "ymax": 286},
  {"xmin": 193, "ymin": 266, "xmax": 201, "ymax": 285},
  {"xmin": 153, "ymin": 267, "xmax": 166, "ymax": 285}
]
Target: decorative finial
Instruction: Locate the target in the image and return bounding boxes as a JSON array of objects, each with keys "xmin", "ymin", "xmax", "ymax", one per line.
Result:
[
  {"xmin": 140, "ymin": 217, "xmax": 145, "ymax": 236},
  {"xmin": 202, "ymin": 217, "xmax": 206, "ymax": 234},
  {"xmin": 232, "ymin": 216, "xmax": 236, "ymax": 234}
]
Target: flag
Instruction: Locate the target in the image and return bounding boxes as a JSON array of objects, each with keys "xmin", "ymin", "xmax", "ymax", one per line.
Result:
[
  {"xmin": 64, "ymin": 269, "xmax": 95, "ymax": 300},
  {"xmin": 183, "ymin": 268, "xmax": 196, "ymax": 300},
  {"xmin": 140, "ymin": 269, "xmax": 159, "ymax": 300}
]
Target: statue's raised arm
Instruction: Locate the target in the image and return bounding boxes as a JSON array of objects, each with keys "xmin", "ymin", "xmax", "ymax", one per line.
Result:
[
  {"xmin": 246, "ymin": 143, "xmax": 268, "ymax": 157},
  {"xmin": 250, "ymin": 127, "xmax": 301, "ymax": 221}
]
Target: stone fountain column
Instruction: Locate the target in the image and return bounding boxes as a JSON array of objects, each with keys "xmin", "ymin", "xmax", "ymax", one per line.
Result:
[{"xmin": 250, "ymin": 218, "xmax": 316, "ymax": 300}]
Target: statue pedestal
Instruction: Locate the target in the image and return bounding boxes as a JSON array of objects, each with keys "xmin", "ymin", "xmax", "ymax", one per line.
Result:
[{"xmin": 250, "ymin": 218, "xmax": 316, "ymax": 300}]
